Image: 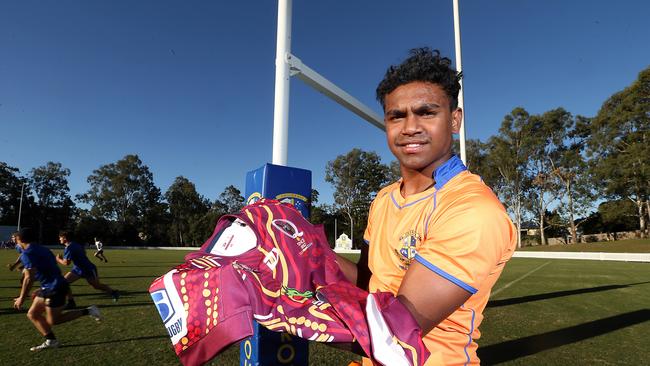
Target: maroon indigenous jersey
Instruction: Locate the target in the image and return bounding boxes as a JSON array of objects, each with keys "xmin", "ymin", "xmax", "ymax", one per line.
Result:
[{"xmin": 150, "ymin": 199, "xmax": 429, "ymax": 366}]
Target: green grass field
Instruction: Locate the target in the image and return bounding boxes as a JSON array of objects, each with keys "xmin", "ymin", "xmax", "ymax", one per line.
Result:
[{"xmin": 1, "ymin": 247, "xmax": 648, "ymax": 365}]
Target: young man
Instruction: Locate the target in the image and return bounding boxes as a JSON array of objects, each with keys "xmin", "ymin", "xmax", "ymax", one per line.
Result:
[
  {"xmin": 337, "ymin": 48, "xmax": 516, "ymax": 365},
  {"xmin": 7, "ymin": 232, "xmax": 25, "ymax": 284},
  {"xmin": 93, "ymin": 237, "xmax": 108, "ymax": 262},
  {"xmin": 56, "ymin": 231, "xmax": 119, "ymax": 308},
  {"xmin": 13, "ymin": 227, "xmax": 102, "ymax": 351}
]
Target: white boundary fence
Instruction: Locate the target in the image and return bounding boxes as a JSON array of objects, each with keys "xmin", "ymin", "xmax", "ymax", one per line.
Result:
[{"xmin": 39, "ymin": 247, "xmax": 648, "ymax": 263}]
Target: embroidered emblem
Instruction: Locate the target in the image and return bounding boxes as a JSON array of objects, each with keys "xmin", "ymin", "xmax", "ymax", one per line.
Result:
[{"xmin": 393, "ymin": 230, "xmax": 420, "ymax": 270}]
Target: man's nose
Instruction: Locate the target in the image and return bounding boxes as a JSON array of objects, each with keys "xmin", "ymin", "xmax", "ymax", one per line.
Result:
[{"xmin": 402, "ymin": 114, "xmax": 421, "ymax": 135}]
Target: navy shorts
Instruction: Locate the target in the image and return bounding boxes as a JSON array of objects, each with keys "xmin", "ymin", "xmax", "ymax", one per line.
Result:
[
  {"xmin": 36, "ymin": 282, "xmax": 70, "ymax": 308},
  {"xmin": 72, "ymin": 266, "xmax": 98, "ymax": 280}
]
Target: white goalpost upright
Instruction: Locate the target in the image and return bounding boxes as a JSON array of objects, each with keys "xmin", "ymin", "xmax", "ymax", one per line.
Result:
[
  {"xmin": 453, "ymin": 0, "xmax": 467, "ymax": 165},
  {"xmin": 271, "ymin": 0, "xmax": 292, "ymax": 166},
  {"xmin": 272, "ymin": 0, "xmax": 468, "ymax": 167}
]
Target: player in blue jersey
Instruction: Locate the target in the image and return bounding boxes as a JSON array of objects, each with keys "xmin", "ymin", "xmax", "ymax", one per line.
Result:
[
  {"xmin": 7, "ymin": 233, "xmax": 25, "ymax": 284},
  {"xmin": 13, "ymin": 228, "xmax": 102, "ymax": 351},
  {"xmin": 56, "ymin": 231, "xmax": 119, "ymax": 309}
]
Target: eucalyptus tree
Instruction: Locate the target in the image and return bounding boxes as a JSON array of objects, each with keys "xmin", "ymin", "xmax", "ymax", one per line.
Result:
[
  {"xmin": 165, "ymin": 176, "xmax": 209, "ymax": 246},
  {"xmin": 78, "ymin": 154, "xmax": 165, "ymax": 244},
  {"xmin": 552, "ymin": 115, "xmax": 595, "ymax": 243},
  {"xmin": 485, "ymin": 108, "xmax": 534, "ymax": 248},
  {"xmin": 587, "ymin": 66, "xmax": 650, "ymax": 236},
  {"xmin": 29, "ymin": 162, "xmax": 74, "ymax": 242},
  {"xmin": 525, "ymin": 108, "xmax": 572, "ymax": 245},
  {"xmin": 325, "ymin": 148, "xmax": 389, "ymax": 246},
  {"xmin": 0, "ymin": 162, "xmax": 27, "ymax": 226}
]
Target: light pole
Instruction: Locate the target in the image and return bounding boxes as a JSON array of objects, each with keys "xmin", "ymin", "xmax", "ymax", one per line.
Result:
[{"xmin": 17, "ymin": 181, "xmax": 25, "ymax": 231}]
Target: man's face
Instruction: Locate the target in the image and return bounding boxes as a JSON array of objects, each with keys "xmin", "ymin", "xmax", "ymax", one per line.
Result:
[
  {"xmin": 59, "ymin": 236, "xmax": 67, "ymax": 245},
  {"xmin": 384, "ymin": 81, "xmax": 461, "ymax": 177}
]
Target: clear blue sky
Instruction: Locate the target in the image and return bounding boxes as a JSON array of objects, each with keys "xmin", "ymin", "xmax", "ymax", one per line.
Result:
[{"xmin": 1, "ymin": 0, "xmax": 649, "ymax": 205}]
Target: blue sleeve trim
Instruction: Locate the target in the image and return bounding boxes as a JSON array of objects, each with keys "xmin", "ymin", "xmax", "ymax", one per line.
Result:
[
  {"xmin": 414, "ymin": 254, "xmax": 477, "ymax": 294},
  {"xmin": 462, "ymin": 305, "xmax": 476, "ymax": 366}
]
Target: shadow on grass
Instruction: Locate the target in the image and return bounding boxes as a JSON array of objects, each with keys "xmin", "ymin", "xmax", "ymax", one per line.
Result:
[
  {"xmin": 0, "ymin": 308, "xmax": 24, "ymax": 315},
  {"xmin": 97, "ymin": 301, "xmax": 154, "ymax": 309},
  {"xmin": 0, "ymin": 301, "xmax": 154, "ymax": 315},
  {"xmin": 487, "ymin": 281, "xmax": 650, "ymax": 308},
  {"xmin": 478, "ymin": 309, "xmax": 650, "ymax": 364},
  {"xmin": 60, "ymin": 334, "xmax": 168, "ymax": 348},
  {"xmin": 69, "ymin": 290, "xmax": 150, "ymax": 297},
  {"xmin": 100, "ymin": 275, "xmax": 158, "ymax": 279}
]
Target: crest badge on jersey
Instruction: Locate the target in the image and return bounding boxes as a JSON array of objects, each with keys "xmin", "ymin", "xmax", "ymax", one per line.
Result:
[{"xmin": 394, "ymin": 230, "xmax": 420, "ymax": 270}]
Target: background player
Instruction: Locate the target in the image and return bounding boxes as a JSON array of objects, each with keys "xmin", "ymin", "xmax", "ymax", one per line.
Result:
[
  {"xmin": 13, "ymin": 227, "xmax": 102, "ymax": 351},
  {"xmin": 6, "ymin": 232, "xmax": 25, "ymax": 285},
  {"xmin": 93, "ymin": 237, "xmax": 108, "ymax": 262},
  {"xmin": 57, "ymin": 231, "xmax": 119, "ymax": 308}
]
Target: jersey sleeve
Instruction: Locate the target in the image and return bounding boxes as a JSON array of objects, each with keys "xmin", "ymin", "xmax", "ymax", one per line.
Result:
[
  {"xmin": 363, "ymin": 199, "xmax": 376, "ymax": 246},
  {"xmin": 415, "ymin": 197, "xmax": 513, "ymax": 294},
  {"xmin": 20, "ymin": 252, "xmax": 32, "ymax": 269},
  {"xmin": 63, "ymin": 246, "xmax": 73, "ymax": 261}
]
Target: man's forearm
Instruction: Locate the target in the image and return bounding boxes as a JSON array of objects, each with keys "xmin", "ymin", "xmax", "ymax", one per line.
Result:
[
  {"xmin": 336, "ymin": 254, "xmax": 358, "ymax": 285},
  {"xmin": 18, "ymin": 271, "xmax": 33, "ymax": 299}
]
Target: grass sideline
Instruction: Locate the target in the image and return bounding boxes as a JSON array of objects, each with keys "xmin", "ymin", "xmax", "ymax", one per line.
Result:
[
  {"xmin": 1, "ymin": 247, "xmax": 648, "ymax": 365},
  {"xmin": 518, "ymin": 238, "xmax": 650, "ymax": 253}
]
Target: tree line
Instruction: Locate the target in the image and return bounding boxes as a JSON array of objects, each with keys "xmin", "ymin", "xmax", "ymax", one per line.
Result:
[
  {"xmin": 1, "ymin": 66, "xmax": 647, "ymax": 247},
  {"xmin": 0, "ymin": 155, "xmax": 245, "ymax": 246}
]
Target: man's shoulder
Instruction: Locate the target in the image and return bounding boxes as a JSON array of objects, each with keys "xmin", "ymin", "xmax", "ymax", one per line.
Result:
[
  {"xmin": 374, "ymin": 181, "xmax": 400, "ymax": 202},
  {"xmin": 445, "ymin": 171, "xmax": 496, "ymax": 196}
]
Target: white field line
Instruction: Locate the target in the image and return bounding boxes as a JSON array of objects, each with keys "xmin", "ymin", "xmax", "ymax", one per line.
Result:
[{"xmin": 491, "ymin": 261, "xmax": 552, "ymax": 297}]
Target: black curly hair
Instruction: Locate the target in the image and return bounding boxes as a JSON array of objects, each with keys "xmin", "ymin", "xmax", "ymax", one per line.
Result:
[{"xmin": 376, "ymin": 47, "xmax": 462, "ymax": 111}]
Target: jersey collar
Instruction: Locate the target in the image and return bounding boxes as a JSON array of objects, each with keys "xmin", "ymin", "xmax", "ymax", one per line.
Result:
[{"xmin": 433, "ymin": 155, "xmax": 467, "ymax": 190}]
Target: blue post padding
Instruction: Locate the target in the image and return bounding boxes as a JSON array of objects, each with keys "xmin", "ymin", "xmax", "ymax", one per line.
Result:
[{"xmin": 240, "ymin": 163, "xmax": 311, "ymax": 366}]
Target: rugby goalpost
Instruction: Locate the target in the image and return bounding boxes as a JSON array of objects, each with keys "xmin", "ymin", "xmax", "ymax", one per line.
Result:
[
  {"xmin": 271, "ymin": 0, "xmax": 467, "ymax": 166},
  {"xmin": 244, "ymin": 1, "xmax": 468, "ymax": 365}
]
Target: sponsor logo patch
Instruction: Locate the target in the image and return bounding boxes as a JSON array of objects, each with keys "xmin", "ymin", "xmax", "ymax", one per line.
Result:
[{"xmin": 151, "ymin": 289, "xmax": 175, "ymax": 323}]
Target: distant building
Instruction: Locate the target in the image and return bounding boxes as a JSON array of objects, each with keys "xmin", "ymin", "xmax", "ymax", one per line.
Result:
[{"xmin": 335, "ymin": 233, "xmax": 352, "ymax": 251}]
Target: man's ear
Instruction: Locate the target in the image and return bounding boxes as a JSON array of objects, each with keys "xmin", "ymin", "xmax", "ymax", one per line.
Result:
[{"xmin": 451, "ymin": 108, "xmax": 463, "ymax": 134}]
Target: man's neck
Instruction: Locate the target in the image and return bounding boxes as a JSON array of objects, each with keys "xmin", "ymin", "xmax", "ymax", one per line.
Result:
[{"xmin": 400, "ymin": 173, "xmax": 435, "ymax": 197}]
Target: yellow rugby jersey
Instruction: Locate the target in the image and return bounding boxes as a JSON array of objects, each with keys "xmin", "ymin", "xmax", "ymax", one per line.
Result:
[{"xmin": 363, "ymin": 156, "xmax": 516, "ymax": 366}]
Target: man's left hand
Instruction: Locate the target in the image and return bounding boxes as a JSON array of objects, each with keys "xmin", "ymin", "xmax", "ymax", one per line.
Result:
[{"xmin": 13, "ymin": 296, "xmax": 24, "ymax": 310}]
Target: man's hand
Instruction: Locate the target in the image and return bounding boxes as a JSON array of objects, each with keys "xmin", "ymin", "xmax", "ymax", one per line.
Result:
[{"xmin": 13, "ymin": 296, "xmax": 24, "ymax": 310}]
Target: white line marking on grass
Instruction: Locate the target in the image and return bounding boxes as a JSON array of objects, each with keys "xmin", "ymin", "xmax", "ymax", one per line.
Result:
[{"xmin": 491, "ymin": 261, "xmax": 552, "ymax": 297}]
